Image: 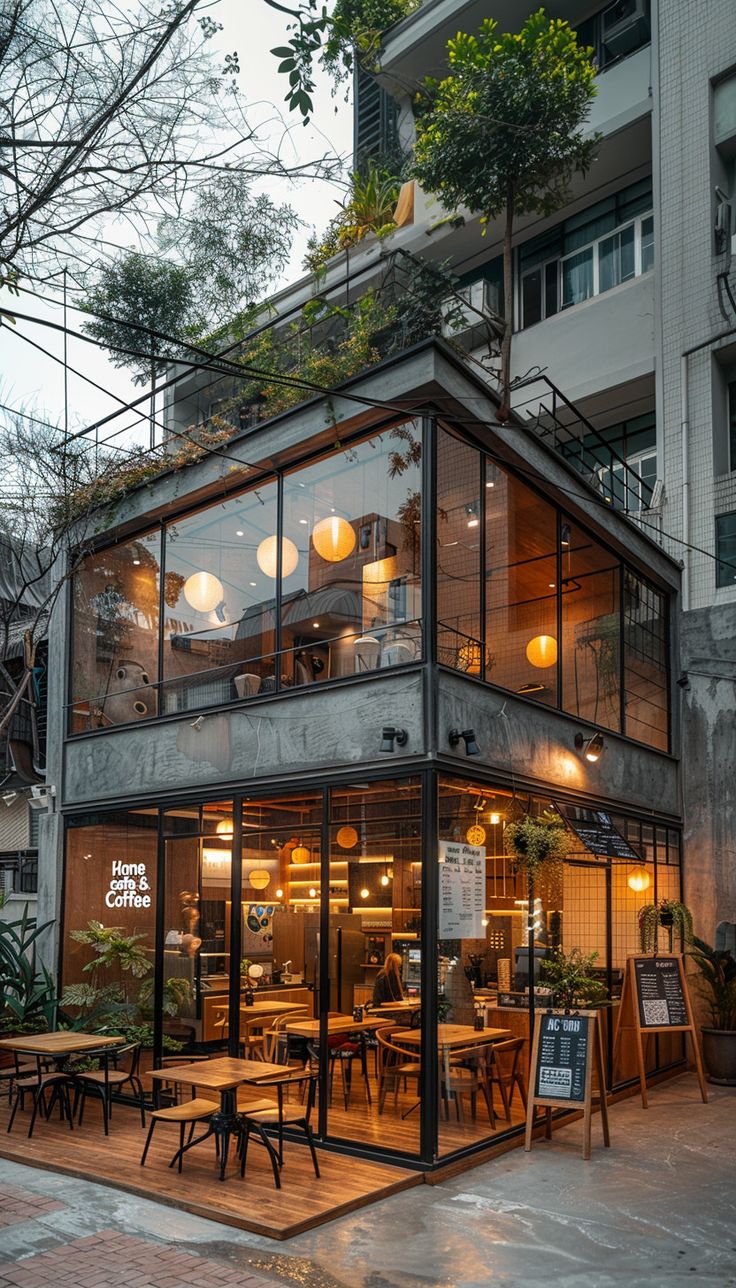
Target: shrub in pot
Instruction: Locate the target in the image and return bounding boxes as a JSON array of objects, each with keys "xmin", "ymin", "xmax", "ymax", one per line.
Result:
[
  {"xmin": 539, "ymin": 948, "xmax": 609, "ymax": 1010},
  {"xmin": 0, "ymin": 901, "xmax": 57, "ymax": 1060},
  {"xmin": 688, "ymin": 936, "xmax": 736, "ymax": 1085}
]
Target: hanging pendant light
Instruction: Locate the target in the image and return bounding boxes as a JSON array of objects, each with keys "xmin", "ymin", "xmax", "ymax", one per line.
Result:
[
  {"xmin": 312, "ymin": 516, "xmax": 356, "ymax": 563},
  {"xmin": 627, "ymin": 865, "xmax": 651, "ymax": 892},
  {"xmin": 336, "ymin": 825, "xmax": 358, "ymax": 850},
  {"xmin": 526, "ymin": 634, "xmax": 558, "ymax": 668},
  {"xmin": 249, "ymin": 868, "xmax": 271, "ymax": 890},
  {"xmin": 216, "ymin": 819, "xmax": 233, "ymax": 837},
  {"xmin": 291, "ymin": 843, "xmax": 310, "ymax": 865},
  {"xmin": 184, "ymin": 571, "xmax": 224, "ymax": 613},
  {"xmin": 256, "ymin": 535, "xmax": 299, "ymax": 578},
  {"xmin": 466, "ymin": 823, "xmax": 486, "ymax": 846}
]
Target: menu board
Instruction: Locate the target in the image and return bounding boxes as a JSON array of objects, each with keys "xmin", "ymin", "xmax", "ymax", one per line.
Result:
[
  {"xmin": 554, "ymin": 802, "xmax": 642, "ymax": 861},
  {"xmin": 634, "ymin": 956, "xmax": 688, "ymax": 1028},
  {"xmin": 533, "ymin": 1011, "xmax": 591, "ymax": 1103},
  {"xmin": 438, "ymin": 840, "xmax": 485, "ymax": 938}
]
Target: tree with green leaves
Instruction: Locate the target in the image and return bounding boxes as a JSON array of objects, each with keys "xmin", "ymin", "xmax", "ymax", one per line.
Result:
[{"xmin": 412, "ymin": 10, "xmax": 599, "ymax": 418}]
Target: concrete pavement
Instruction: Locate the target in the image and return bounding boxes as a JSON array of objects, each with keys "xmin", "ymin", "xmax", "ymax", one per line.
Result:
[{"xmin": 0, "ymin": 1075, "xmax": 733, "ymax": 1288}]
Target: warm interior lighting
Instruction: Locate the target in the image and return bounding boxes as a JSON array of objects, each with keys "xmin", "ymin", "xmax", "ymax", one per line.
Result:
[
  {"xmin": 275, "ymin": 887, "xmax": 284, "ymax": 899},
  {"xmin": 380, "ymin": 872, "xmax": 390, "ymax": 887},
  {"xmin": 575, "ymin": 730, "xmax": 606, "ymax": 763},
  {"xmin": 291, "ymin": 844, "xmax": 310, "ymax": 865},
  {"xmin": 525, "ymin": 634, "xmax": 558, "ymax": 668},
  {"xmin": 308, "ymin": 886, "xmax": 317, "ymax": 898},
  {"xmin": 183, "ymin": 571, "xmax": 224, "ymax": 613},
  {"xmin": 215, "ymin": 819, "xmax": 233, "ymax": 837},
  {"xmin": 312, "ymin": 515, "xmax": 356, "ymax": 562},
  {"xmin": 457, "ymin": 641, "xmax": 482, "ymax": 674},
  {"xmin": 248, "ymin": 869, "xmax": 271, "ymax": 890},
  {"xmin": 466, "ymin": 823, "xmax": 486, "ymax": 846},
  {"xmin": 627, "ymin": 865, "xmax": 651, "ymax": 892},
  {"xmin": 489, "ymin": 812, "xmax": 501, "ymax": 826},
  {"xmin": 256, "ymin": 535, "xmax": 299, "ymax": 578},
  {"xmin": 336, "ymin": 825, "xmax": 358, "ymax": 849},
  {"xmin": 360, "ymin": 887, "xmax": 370, "ymax": 899}
]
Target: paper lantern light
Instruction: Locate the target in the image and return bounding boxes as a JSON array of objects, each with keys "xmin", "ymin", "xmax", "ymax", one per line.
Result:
[
  {"xmin": 249, "ymin": 869, "xmax": 271, "ymax": 890},
  {"xmin": 312, "ymin": 516, "xmax": 356, "ymax": 563},
  {"xmin": 466, "ymin": 824, "xmax": 486, "ymax": 846},
  {"xmin": 291, "ymin": 844, "xmax": 310, "ymax": 865},
  {"xmin": 183, "ymin": 571, "xmax": 224, "ymax": 613},
  {"xmin": 525, "ymin": 634, "xmax": 558, "ymax": 668},
  {"xmin": 256, "ymin": 535, "xmax": 299, "ymax": 579},
  {"xmin": 336, "ymin": 825, "xmax": 358, "ymax": 850},
  {"xmin": 627, "ymin": 866, "xmax": 651, "ymax": 893},
  {"xmin": 216, "ymin": 819, "xmax": 233, "ymax": 837}
]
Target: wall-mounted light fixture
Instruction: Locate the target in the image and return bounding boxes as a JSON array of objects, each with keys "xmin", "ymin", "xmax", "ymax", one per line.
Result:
[
  {"xmin": 380, "ymin": 726, "xmax": 408, "ymax": 753},
  {"xmin": 449, "ymin": 728, "xmax": 480, "ymax": 756},
  {"xmin": 575, "ymin": 731, "xmax": 605, "ymax": 763}
]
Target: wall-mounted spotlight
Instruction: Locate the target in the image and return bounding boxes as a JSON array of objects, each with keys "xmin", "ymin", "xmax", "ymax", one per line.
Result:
[
  {"xmin": 380, "ymin": 726, "xmax": 408, "ymax": 753},
  {"xmin": 575, "ymin": 731, "xmax": 605, "ymax": 763},
  {"xmin": 449, "ymin": 728, "xmax": 480, "ymax": 756}
]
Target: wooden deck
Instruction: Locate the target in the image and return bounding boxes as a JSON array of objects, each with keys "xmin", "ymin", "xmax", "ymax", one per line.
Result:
[{"xmin": 0, "ymin": 1096, "xmax": 420, "ymax": 1241}]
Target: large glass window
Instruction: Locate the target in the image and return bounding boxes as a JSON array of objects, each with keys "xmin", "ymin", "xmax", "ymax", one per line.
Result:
[
  {"xmin": 437, "ymin": 429, "xmax": 482, "ymax": 673},
  {"xmin": 161, "ymin": 481, "xmax": 278, "ymax": 712},
  {"xmin": 486, "ymin": 465, "xmax": 558, "ymax": 705},
  {"xmin": 70, "ymin": 531, "xmax": 161, "ymax": 732},
  {"xmin": 716, "ymin": 511, "xmax": 736, "ymax": 587},
  {"xmin": 280, "ymin": 424, "xmax": 422, "ymax": 685},
  {"xmin": 623, "ymin": 571, "xmax": 668, "ymax": 751},
  {"xmin": 561, "ymin": 520, "xmax": 621, "ymax": 730}
]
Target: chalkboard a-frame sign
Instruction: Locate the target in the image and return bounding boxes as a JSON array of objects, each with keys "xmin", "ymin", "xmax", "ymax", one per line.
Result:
[
  {"xmin": 613, "ymin": 954, "xmax": 708, "ymax": 1107},
  {"xmin": 525, "ymin": 1009, "xmax": 610, "ymax": 1160}
]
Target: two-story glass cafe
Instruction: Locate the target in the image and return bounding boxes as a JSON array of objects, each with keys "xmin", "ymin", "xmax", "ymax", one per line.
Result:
[{"xmin": 44, "ymin": 340, "xmax": 684, "ymax": 1172}]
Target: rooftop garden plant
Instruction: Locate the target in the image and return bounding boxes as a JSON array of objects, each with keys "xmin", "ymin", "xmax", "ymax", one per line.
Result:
[{"xmin": 305, "ymin": 162, "xmax": 402, "ymax": 270}]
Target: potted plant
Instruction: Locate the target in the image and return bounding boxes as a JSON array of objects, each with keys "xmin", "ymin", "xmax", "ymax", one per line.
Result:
[
  {"xmin": 638, "ymin": 899, "xmax": 693, "ymax": 953},
  {"xmin": 0, "ymin": 901, "xmax": 57, "ymax": 1061},
  {"xmin": 504, "ymin": 814, "xmax": 568, "ymax": 990},
  {"xmin": 688, "ymin": 937, "xmax": 736, "ymax": 1084},
  {"xmin": 540, "ymin": 948, "xmax": 609, "ymax": 1011}
]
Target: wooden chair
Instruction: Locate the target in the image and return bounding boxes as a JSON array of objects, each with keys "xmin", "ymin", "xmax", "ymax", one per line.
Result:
[
  {"xmin": 214, "ymin": 1006, "xmax": 265, "ymax": 1060},
  {"xmin": 6, "ymin": 1056, "xmax": 75, "ymax": 1138},
  {"xmin": 74, "ymin": 1042, "xmax": 146, "ymax": 1132},
  {"xmin": 140, "ymin": 1097, "xmax": 216, "ymax": 1174},
  {"xmin": 239, "ymin": 1070, "xmax": 320, "ymax": 1189},
  {"xmin": 375, "ymin": 1028, "xmax": 421, "ymax": 1114},
  {"xmin": 489, "ymin": 1037, "xmax": 528, "ymax": 1122},
  {"xmin": 262, "ymin": 1011, "xmax": 308, "ymax": 1064},
  {"xmin": 442, "ymin": 1045, "xmax": 495, "ymax": 1126}
]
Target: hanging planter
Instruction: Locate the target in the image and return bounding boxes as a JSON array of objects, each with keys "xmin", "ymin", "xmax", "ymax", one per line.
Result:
[
  {"xmin": 504, "ymin": 815, "xmax": 568, "ymax": 992},
  {"xmin": 638, "ymin": 899, "xmax": 693, "ymax": 953}
]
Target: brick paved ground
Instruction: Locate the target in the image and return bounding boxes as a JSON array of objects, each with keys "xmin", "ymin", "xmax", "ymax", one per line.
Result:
[
  {"xmin": 0, "ymin": 1230, "xmax": 278, "ymax": 1288},
  {"xmin": 0, "ymin": 1187, "xmax": 64, "ymax": 1230}
]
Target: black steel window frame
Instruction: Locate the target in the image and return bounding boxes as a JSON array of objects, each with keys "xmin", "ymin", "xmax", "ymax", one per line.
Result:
[
  {"xmin": 64, "ymin": 412, "xmax": 425, "ymax": 739},
  {"xmin": 437, "ymin": 420, "xmax": 672, "ymax": 753}
]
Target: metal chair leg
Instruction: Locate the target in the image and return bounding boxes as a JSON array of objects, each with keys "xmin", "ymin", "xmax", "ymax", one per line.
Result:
[{"xmin": 140, "ymin": 1118, "xmax": 156, "ymax": 1166}]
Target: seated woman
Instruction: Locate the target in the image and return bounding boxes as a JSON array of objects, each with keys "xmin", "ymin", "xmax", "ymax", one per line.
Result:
[{"xmin": 372, "ymin": 952, "xmax": 405, "ymax": 1007}]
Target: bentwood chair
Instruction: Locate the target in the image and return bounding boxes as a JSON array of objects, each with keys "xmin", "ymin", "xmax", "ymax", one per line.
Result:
[
  {"xmin": 375, "ymin": 1028, "xmax": 421, "ymax": 1115},
  {"xmin": 74, "ymin": 1042, "xmax": 146, "ymax": 1132},
  {"xmin": 442, "ymin": 1045, "xmax": 495, "ymax": 1126},
  {"xmin": 489, "ymin": 1037, "xmax": 528, "ymax": 1122},
  {"xmin": 239, "ymin": 1070, "xmax": 320, "ymax": 1189}
]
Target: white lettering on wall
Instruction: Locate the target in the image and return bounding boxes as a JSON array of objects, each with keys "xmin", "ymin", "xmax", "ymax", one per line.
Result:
[{"xmin": 104, "ymin": 859, "xmax": 151, "ymax": 909}]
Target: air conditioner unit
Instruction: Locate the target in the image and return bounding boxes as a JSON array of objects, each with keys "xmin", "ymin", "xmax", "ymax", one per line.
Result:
[{"xmin": 601, "ymin": 0, "xmax": 650, "ymax": 61}]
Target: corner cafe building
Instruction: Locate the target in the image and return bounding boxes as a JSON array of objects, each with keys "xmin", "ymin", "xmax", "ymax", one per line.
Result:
[{"xmin": 43, "ymin": 343, "xmax": 685, "ymax": 1170}]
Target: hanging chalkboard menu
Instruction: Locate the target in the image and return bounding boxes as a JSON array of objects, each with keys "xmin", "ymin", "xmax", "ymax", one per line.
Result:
[
  {"xmin": 534, "ymin": 1011, "xmax": 591, "ymax": 1103},
  {"xmin": 634, "ymin": 956, "xmax": 688, "ymax": 1028},
  {"xmin": 554, "ymin": 802, "xmax": 642, "ymax": 860}
]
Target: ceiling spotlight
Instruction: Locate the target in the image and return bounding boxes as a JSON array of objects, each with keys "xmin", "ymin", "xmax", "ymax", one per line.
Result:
[
  {"xmin": 380, "ymin": 726, "xmax": 408, "ymax": 753},
  {"xmin": 380, "ymin": 872, "xmax": 390, "ymax": 887},
  {"xmin": 275, "ymin": 887, "xmax": 284, "ymax": 899},
  {"xmin": 575, "ymin": 731, "xmax": 605, "ymax": 763},
  {"xmin": 448, "ymin": 727, "xmax": 480, "ymax": 756}
]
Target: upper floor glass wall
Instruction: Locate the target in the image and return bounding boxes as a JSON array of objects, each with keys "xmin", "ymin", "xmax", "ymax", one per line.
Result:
[
  {"xmin": 437, "ymin": 426, "xmax": 669, "ymax": 752},
  {"xmin": 69, "ymin": 420, "xmax": 423, "ymax": 731}
]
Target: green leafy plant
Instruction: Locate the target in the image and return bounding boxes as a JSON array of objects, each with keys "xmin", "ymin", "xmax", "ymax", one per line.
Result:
[
  {"xmin": 504, "ymin": 814, "xmax": 569, "ymax": 881},
  {"xmin": 540, "ymin": 948, "xmax": 609, "ymax": 1010},
  {"xmin": 638, "ymin": 899, "xmax": 693, "ymax": 953},
  {"xmin": 305, "ymin": 163, "xmax": 402, "ymax": 270},
  {"xmin": 413, "ymin": 9, "xmax": 599, "ymax": 415},
  {"xmin": 0, "ymin": 905, "xmax": 57, "ymax": 1035},
  {"xmin": 688, "ymin": 937, "xmax": 736, "ymax": 1031}
]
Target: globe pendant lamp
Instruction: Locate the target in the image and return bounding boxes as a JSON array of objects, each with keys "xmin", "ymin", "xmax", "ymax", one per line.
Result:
[
  {"xmin": 291, "ymin": 843, "xmax": 310, "ymax": 865},
  {"xmin": 525, "ymin": 634, "xmax": 558, "ymax": 668},
  {"xmin": 184, "ymin": 571, "xmax": 224, "ymax": 613},
  {"xmin": 627, "ymin": 865, "xmax": 651, "ymax": 893},
  {"xmin": 249, "ymin": 869, "xmax": 271, "ymax": 890},
  {"xmin": 336, "ymin": 825, "xmax": 358, "ymax": 850},
  {"xmin": 257, "ymin": 535, "xmax": 299, "ymax": 579},
  {"xmin": 312, "ymin": 515, "xmax": 356, "ymax": 563}
]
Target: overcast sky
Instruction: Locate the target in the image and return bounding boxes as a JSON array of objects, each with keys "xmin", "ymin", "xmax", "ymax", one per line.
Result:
[{"xmin": 0, "ymin": 1, "xmax": 352, "ymax": 453}]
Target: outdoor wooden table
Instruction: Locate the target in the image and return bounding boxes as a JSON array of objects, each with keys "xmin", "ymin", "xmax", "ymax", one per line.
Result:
[
  {"xmin": 150, "ymin": 1056, "xmax": 285, "ymax": 1181},
  {"xmin": 0, "ymin": 1032, "xmax": 127, "ymax": 1136},
  {"xmin": 392, "ymin": 1024, "xmax": 513, "ymax": 1089}
]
